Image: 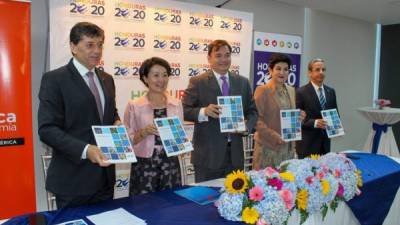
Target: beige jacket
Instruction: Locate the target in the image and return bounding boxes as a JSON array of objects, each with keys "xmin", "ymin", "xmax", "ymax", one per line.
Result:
[{"xmin": 254, "ymin": 82, "xmax": 296, "ymax": 151}]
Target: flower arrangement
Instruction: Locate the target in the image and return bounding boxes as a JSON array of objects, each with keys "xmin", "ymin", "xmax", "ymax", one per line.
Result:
[
  {"xmin": 374, "ymin": 99, "xmax": 391, "ymax": 109},
  {"xmin": 216, "ymin": 153, "xmax": 362, "ymax": 225}
]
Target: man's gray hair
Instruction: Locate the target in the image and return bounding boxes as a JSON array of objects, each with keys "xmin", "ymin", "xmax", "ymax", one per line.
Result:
[{"xmin": 308, "ymin": 58, "xmax": 325, "ymax": 71}]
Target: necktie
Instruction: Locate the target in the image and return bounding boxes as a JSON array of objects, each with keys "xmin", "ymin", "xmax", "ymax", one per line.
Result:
[
  {"xmin": 220, "ymin": 75, "xmax": 229, "ymax": 96},
  {"xmin": 87, "ymin": 71, "xmax": 103, "ymax": 121},
  {"xmin": 318, "ymin": 87, "xmax": 326, "ymax": 109},
  {"xmin": 220, "ymin": 75, "xmax": 232, "ymax": 141}
]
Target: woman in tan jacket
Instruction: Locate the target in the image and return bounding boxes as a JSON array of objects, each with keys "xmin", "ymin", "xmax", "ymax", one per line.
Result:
[{"xmin": 253, "ymin": 53, "xmax": 305, "ymax": 169}]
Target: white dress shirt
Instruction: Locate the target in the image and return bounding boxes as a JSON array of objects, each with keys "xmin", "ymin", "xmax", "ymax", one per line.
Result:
[
  {"xmin": 198, "ymin": 70, "xmax": 229, "ymax": 122},
  {"xmin": 73, "ymin": 58, "xmax": 105, "ymax": 159},
  {"xmin": 310, "ymin": 81, "xmax": 326, "ymax": 128}
]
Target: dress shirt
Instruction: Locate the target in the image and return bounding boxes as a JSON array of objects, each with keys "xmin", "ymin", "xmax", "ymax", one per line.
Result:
[
  {"xmin": 73, "ymin": 58, "xmax": 105, "ymax": 159},
  {"xmin": 311, "ymin": 81, "xmax": 326, "ymax": 128},
  {"xmin": 198, "ymin": 70, "xmax": 229, "ymax": 122}
]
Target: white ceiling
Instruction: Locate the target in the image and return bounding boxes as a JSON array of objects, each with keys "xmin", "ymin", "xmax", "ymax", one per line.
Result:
[
  {"xmin": 181, "ymin": 0, "xmax": 400, "ymax": 25},
  {"xmin": 273, "ymin": 0, "xmax": 400, "ymax": 25}
]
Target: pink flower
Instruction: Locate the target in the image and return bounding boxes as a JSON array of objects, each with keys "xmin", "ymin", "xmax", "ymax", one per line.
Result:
[
  {"xmin": 375, "ymin": 99, "xmax": 391, "ymax": 108},
  {"xmin": 318, "ymin": 172, "xmax": 325, "ymax": 179},
  {"xmin": 306, "ymin": 176, "xmax": 314, "ymax": 184},
  {"xmin": 267, "ymin": 178, "xmax": 283, "ymax": 190},
  {"xmin": 337, "ymin": 183, "xmax": 344, "ymax": 197},
  {"xmin": 335, "ymin": 169, "xmax": 342, "ymax": 178},
  {"xmin": 249, "ymin": 186, "xmax": 264, "ymax": 201},
  {"xmin": 279, "ymin": 189, "xmax": 294, "ymax": 209},
  {"xmin": 256, "ymin": 218, "xmax": 270, "ymax": 225},
  {"xmin": 265, "ymin": 167, "xmax": 277, "ymax": 178},
  {"xmin": 322, "ymin": 165, "xmax": 330, "ymax": 173}
]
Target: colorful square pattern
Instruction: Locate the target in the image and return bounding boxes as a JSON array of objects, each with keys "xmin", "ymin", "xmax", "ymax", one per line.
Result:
[
  {"xmin": 321, "ymin": 109, "xmax": 345, "ymax": 138},
  {"xmin": 92, "ymin": 126, "xmax": 137, "ymax": 163},
  {"xmin": 154, "ymin": 116, "xmax": 193, "ymax": 157},
  {"xmin": 56, "ymin": 219, "xmax": 88, "ymax": 225},
  {"xmin": 217, "ymin": 96, "xmax": 246, "ymax": 133},
  {"xmin": 280, "ymin": 109, "xmax": 302, "ymax": 141}
]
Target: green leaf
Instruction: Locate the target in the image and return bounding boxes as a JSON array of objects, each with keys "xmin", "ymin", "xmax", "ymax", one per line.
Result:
[
  {"xmin": 242, "ymin": 195, "xmax": 255, "ymax": 209},
  {"xmin": 321, "ymin": 204, "xmax": 328, "ymax": 220},
  {"xmin": 300, "ymin": 210, "xmax": 309, "ymax": 225},
  {"xmin": 280, "ymin": 163, "xmax": 289, "ymax": 172},
  {"xmin": 330, "ymin": 199, "xmax": 338, "ymax": 213},
  {"xmin": 248, "ymin": 177, "xmax": 255, "ymax": 189},
  {"xmin": 283, "ymin": 219, "xmax": 289, "ymax": 225}
]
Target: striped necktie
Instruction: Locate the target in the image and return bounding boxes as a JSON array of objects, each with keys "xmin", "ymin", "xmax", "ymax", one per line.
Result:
[
  {"xmin": 87, "ymin": 71, "xmax": 103, "ymax": 121},
  {"xmin": 318, "ymin": 87, "xmax": 326, "ymax": 109}
]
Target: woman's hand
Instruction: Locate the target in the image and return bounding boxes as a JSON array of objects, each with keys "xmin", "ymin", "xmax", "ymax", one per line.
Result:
[
  {"xmin": 142, "ymin": 124, "xmax": 159, "ymax": 136},
  {"xmin": 277, "ymin": 137, "xmax": 286, "ymax": 145},
  {"xmin": 134, "ymin": 124, "xmax": 159, "ymax": 144}
]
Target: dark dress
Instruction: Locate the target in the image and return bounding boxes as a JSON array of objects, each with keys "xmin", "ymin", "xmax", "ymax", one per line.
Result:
[{"xmin": 130, "ymin": 108, "xmax": 182, "ymax": 195}]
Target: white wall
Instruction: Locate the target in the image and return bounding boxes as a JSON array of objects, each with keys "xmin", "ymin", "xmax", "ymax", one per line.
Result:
[{"xmin": 30, "ymin": 0, "xmax": 376, "ymax": 211}]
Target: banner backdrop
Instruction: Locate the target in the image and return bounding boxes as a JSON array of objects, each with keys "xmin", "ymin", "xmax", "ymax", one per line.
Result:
[
  {"xmin": 253, "ymin": 31, "xmax": 302, "ymax": 89},
  {"xmin": 0, "ymin": 0, "xmax": 36, "ymax": 219},
  {"xmin": 49, "ymin": 0, "xmax": 253, "ymax": 115}
]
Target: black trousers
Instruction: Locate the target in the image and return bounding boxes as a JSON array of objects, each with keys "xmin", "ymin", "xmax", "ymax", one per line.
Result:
[
  {"xmin": 55, "ymin": 185, "xmax": 113, "ymax": 209},
  {"xmin": 194, "ymin": 143, "xmax": 242, "ymax": 183}
]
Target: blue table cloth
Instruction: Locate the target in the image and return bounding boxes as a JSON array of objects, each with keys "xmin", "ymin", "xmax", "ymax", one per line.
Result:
[
  {"xmin": 5, "ymin": 153, "xmax": 400, "ymax": 225},
  {"xmin": 4, "ymin": 186, "xmax": 243, "ymax": 225},
  {"xmin": 347, "ymin": 152, "xmax": 400, "ymax": 225}
]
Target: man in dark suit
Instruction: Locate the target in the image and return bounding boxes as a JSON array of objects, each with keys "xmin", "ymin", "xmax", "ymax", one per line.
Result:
[
  {"xmin": 182, "ymin": 40, "xmax": 257, "ymax": 182},
  {"xmin": 296, "ymin": 58, "xmax": 338, "ymax": 158},
  {"xmin": 38, "ymin": 22, "xmax": 121, "ymax": 208}
]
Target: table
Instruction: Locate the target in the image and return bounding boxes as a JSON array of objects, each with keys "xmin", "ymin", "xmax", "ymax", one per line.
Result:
[
  {"xmin": 3, "ymin": 153, "xmax": 400, "ymax": 225},
  {"xmin": 358, "ymin": 107, "xmax": 400, "ymax": 157}
]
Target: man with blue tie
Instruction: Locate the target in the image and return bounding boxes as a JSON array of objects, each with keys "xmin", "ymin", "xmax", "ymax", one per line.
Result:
[
  {"xmin": 296, "ymin": 58, "xmax": 338, "ymax": 158},
  {"xmin": 182, "ymin": 40, "xmax": 257, "ymax": 182},
  {"xmin": 38, "ymin": 22, "xmax": 121, "ymax": 208}
]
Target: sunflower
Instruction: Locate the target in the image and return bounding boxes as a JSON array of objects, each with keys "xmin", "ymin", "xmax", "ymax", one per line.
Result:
[
  {"xmin": 279, "ymin": 171, "xmax": 295, "ymax": 182},
  {"xmin": 356, "ymin": 169, "xmax": 363, "ymax": 187},
  {"xmin": 320, "ymin": 179, "xmax": 330, "ymax": 195},
  {"xmin": 296, "ymin": 189, "xmax": 308, "ymax": 210},
  {"xmin": 242, "ymin": 207, "xmax": 259, "ymax": 224},
  {"xmin": 309, "ymin": 154, "xmax": 320, "ymax": 160},
  {"xmin": 224, "ymin": 170, "xmax": 248, "ymax": 194}
]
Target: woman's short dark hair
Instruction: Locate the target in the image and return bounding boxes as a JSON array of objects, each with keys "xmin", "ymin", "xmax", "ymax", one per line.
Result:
[
  {"xmin": 268, "ymin": 53, "xmax": 292, "ymax": 70},
  {"xmin": 139, "ymin": 57, "xmax": 171, "ymax": 87},
  {"xmin": 70, "ymin": 22, "xmax": 104, "ymax": 44}
]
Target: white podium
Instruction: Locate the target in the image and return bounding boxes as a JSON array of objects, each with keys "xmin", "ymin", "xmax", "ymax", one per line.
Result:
[{"xmin": 358, "ymin": 107, "xmax": 400, "ymax": 157}]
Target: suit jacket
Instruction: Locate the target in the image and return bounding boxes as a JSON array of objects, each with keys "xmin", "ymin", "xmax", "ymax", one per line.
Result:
[
  {"xmin": 182, "ymin": 70, "xmax": 258, "ymax": 170},
  {"xmin": 295, "ymin": 82, "xmax": 338, "ymax": 158},
  {"xmin": 38, "ymin": 59, "xmax": 120, "ymax": 196},
  {"xmin": 254, "ymin": 83, "xmax": 296, "ymax": 151}
]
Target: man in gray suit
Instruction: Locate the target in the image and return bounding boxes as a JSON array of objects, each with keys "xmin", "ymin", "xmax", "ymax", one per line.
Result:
[{"xmin": 182, "ymin": 40, "xmax": 257, "ymax": 182}]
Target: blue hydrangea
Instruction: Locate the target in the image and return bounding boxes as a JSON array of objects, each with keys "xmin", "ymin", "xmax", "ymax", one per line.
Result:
[
  {"xmin": 217, "ymin": 153, "xmax": 360, "ymax": 223},
  {"xmin": 322, "ymin": 173, "xmax": 339, "ymax": 203},
  {"xmin": 254, "ymin": 190, "xmax": 290, "ymax": 225},
  {"xmin": 305, "ymin": 181, "xmax": 324, "ymax": 213},
  {"xmin": 320, "ymin": 153, "xmax": 358, "ymax": 200},
  {"xmin": 217, "ymin": 192, "xmax": 244, "ymax": 221}
]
